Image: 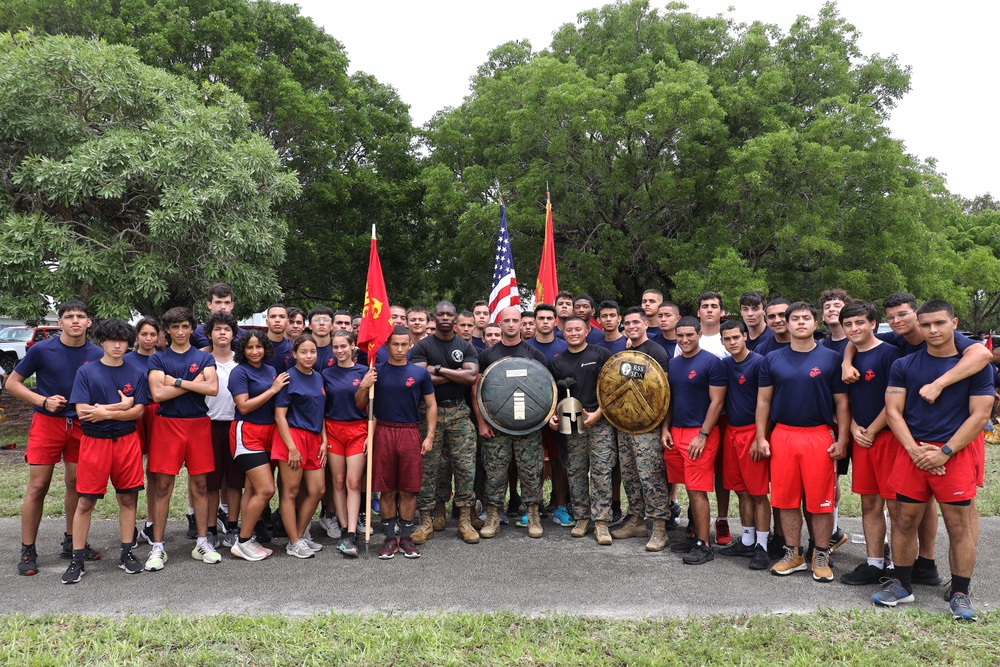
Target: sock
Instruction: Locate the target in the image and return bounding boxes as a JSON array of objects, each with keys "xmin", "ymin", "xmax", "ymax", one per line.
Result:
[
  {"xmin": 400, "ymin": 520, "xmax": 415, "ymax": 539},
  {"xmin": 207, "ymin": 526, "xmax": 217, "ymax": 536},
  {"xmin": 914, "ymin": 555, "xmax": 935, "ymax": 571},
  {"xmin": 145, "ymin": 521, "xmax": 153, "ymax": 528},
  {"xmin": 227, "ymin": 521, "xmax": 238, "ymax": 531},
  {"xmin": 71, "ymin": 548, "xmax": 85, "ymax": 562},
  {"xmin": 196, "ymin": 536, "xmax": 208, "ymax": 548},
  {"xmin": 756, "ymin": 530, "xmax": 769, "ymax": 549},
  {"xmin": 220, "ymin": 503, "xmax": 228, "ymax": 514},
  {"xmin": 951, "ymin": 575, "xmax": 972, "ymax": 596},
  {"xmin": 348, "ymin": 531, "xmax": 356, "ymax": 539},
  {"xmin": 867, "ymin": 557, "xmax": 885, "ymax": 569},
  {"xmin": 22, "ymin": 542, "xmax": 34, "ymax": 549},
  {"xmin": 741, "ymin": 527, "xmax": 754, "ymax": 546},
  {"xmin": 153, "ymin": 541, "xmax": 164, "ymax": 551},
  {"xmin": 238, "ymin": 535, "xmax": 252, "ymax": 544},
  {"xmin": 324, "ymin": 509, "xmax": 336, "ymax": 519},
  {"xmin": 894, "ymin": 565, "xmax": 913, "ymax": 593},
  {"xmin": 64, "ymin": 532, "xmax": 72, "ymax": 540},
  {"xmin": 382, "ymin": 517, "xmax": 396, "ymax": 537},
  {"xmin": 187, "ymin": 507, "xmax": 195, "ymax": 515},
  {"xmin": 120, "ymin": 542, "xmax": 132, "ymax": 558},
  {"xmin": 832, "ymin": 508, "xmax": 839, "ymax": 532}
]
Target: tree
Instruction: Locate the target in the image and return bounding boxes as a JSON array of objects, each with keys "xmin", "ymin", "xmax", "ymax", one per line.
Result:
[{"xmin": 0, "ymin": 31, "xmax": 300, "ymax": 321}]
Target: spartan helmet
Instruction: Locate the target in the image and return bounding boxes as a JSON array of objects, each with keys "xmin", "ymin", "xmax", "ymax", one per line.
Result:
[{"xmin": 556, "ymin": 378, "xmax": 584, "ymax": 434}]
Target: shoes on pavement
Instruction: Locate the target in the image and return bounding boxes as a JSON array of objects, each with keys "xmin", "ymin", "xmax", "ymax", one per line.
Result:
[
  {"xmin": 378, "ymin": 538, "xmax": 399, "ymax": 560},
  {"xmin": 714, "ymin": 519, "xmax": 731, "ymax": 546},
  {"xmin": 222, "ymin": 528, "xmax": 239, "ymax": 549},
  {"xmin": 553, "ymin": 506, "xmax": 575, "ymax": 527},
  {"xmin": 949, "ymin": 592, "xmax": 978, "ymax": 621},
  {"xmin": 840, "ymin": 562, "xmax": 884, "ymax": 586},
  {"xmin": 682, "ymin": 540, "xmax": 714, "ymax": 565},
  {"xmin": 191, "ymin": 543, "xmax": 222, "ymax": 564},
  {"xmin": 670, "ymin": 535, "xmax": 698, "ymax": 554},
  {"xmin": 118, "ymin": 550, "xmax": 144, "ymax": 575},
  {"xmin": 872, "ymin": 578, "xmax": 915, "ymax": 607},
  {"xmin": 144, "ymin": 545, "xmax": 168, "ymax": 572},
  {"xmin": 830, "ymin": 528, "xmax": 849, "ymax": 552},
  {"xmin": 285, "ymin": 538, "xmax": 315, "ymax": 559},
  {"xmin": 811, "ymin": 549, "xmax": 834, "ymax": 582},
  {"xmin": 61, "ymin": 559, "xmax": 85, "ymax": 584},
  {"xmin": 319, "ymin": 515, "xmax": 342, "ymax": 540},
  {"xmin": 61, "ymin": 534, "xmax": 101, "ymax": 561},
  {"xmin": 749, "ymin": 544, "xmax": 770, "ymax": 571},
  {"xmin": 216, "ymin": 507, "xmax": 228, "ymax": 534},
  {"xmin": 231, "ymin": 537, "xmax": 272, "ymax": 561},
  {"xmin": 337, "ymin": 535, "xmax": 359, "ymax": 558},
  {"xmin": 912, "ymin": 562, "xmax": 942, "ymax": 586},
  {"xmin": 301, "ymin": 528, "xmax": 323, "ymax": 552},
  {"xmin": 399, "ymin": 537, "xmax": 421, "ymax": 559},
  {"xmin": 771, "ymin": 546, "xmax": 807, "ymax": 576},
  {"xmin": 718, "ymin": 541, "xmax": 755, "ymax": 557},
  {"xmin": 18, "ymin": 544, "xmax": 39, "ymax": 576}
]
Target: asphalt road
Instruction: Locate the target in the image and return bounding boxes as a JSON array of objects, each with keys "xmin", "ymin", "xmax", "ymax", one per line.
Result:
[{"xmin": 1, "ymin": 516, "xmax": 996, "ymax": 618}]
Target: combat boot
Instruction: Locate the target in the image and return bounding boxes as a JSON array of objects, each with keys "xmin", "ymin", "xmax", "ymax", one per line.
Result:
[
  {"xmin": 610, "ymin": 514, "xmax": 648, "ymax": 539},
  {"xmin": 527, "ymin": 504, "xmax": 543, "ymax": 538},
  {"xmin": 571, "ymin": 518, "xmax": 592, "ymax": 538},
  {"xmin": 457, "ymin": 506, "xmax": 481, "ymax": 544},
  {"xmin": 645, "ymin": 519, "xmax": 668, "ymax": 552},
  {"xmin": 471, "ymin": 501, "xmax": 485, "ymax": 530},
  {"xmin": 411, "ymin": 513, "xmax": 434, "ymax": 545},
  {"xmin": 480, "ymin": 505, "xmax": 501, "ymax": 539},
  {"xmin": 594, "ymin": 520, "xmax": 612, "ymax": 546},
  {"xmin": 432, "ymin": 501, "xmax": 447, "ymax": 531}
]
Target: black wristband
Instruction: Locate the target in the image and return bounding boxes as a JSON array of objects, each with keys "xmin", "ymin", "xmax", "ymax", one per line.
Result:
[{"xmin": 42, "ymin": 397, "xmax": 48, "ymax": 411}]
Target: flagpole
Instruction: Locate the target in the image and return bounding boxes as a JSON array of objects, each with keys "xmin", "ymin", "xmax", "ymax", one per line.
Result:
[{"xmin": 364, "ymin": 224, "xmax": 376, "ymax": 555}]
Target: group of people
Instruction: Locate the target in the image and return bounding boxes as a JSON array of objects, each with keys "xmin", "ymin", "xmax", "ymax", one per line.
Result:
[{"xmin": 5, "ymin": 284, "xmax": 993, "ymax": 621}]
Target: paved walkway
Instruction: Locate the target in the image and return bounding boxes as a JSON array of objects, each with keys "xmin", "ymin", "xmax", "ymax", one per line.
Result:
[{"xmin": 1, "ymin": 516, "xmax": 996, "ymax": 618}]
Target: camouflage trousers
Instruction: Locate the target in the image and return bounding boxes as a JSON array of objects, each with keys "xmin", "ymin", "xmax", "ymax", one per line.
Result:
[
  {"xmin": 617, "ymin": 429, "xmax": 670, "ymax": 520},
  {"xmin": 563, "ymin": 418, "xmax": 617, "ymax": 522},
  {"xmin": 434, "ymin": 434, "xmax": 486, "ymax": 503},
  {"xmin": 482, "ymin": 431, "xmax": 543, "ymax": 507},
  {"xmin": 417, "ymin": 403, "xmax": 477, "ymax": 511}
]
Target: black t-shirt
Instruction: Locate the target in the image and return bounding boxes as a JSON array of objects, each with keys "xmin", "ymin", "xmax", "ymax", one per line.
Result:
[
  {"xmin": 548, "ymin": 344, "xmax": 611, "ymax": 410},
  {"xmin": 409, "ymin": 334, "xmax": 479, "ymax": 402},
  {"xmin": 478, "ymin": 341, "xmax": 547, "ymax": 369},
  {"xmin": 630, "ymin": 338, "xmax": 671, "ymax": 370}
]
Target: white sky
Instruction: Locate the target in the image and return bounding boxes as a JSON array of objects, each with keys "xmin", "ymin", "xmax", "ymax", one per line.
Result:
[{"xmin": 288, "ymin": 0, "xmax": 997, "ymax": 199}]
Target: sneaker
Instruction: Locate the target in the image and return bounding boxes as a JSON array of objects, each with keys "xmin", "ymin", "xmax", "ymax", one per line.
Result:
[
  {"xmin": 130, "ymin": 524, "xmax": 139, "ymax": 550},
  {"xmin": 222, "ymin": 528, "xmax": 239, "ymax": 549},
  {"xmin": 186, "ymin": 513, "xmax": 197, "ymax": 539},
  {"xmin": 498, "ymin": 509, "xmax": 509, "ymax": 525},
  {"xmin": 714, "ymin": 519, "xmax": 731, "ymax": 545},
  {"xmin": 254, "ymin": 518, "xmax": 272, "ymax": 544},
  {"xmin": 301, "ymin": 528, "xmax": 323, "ymax": 552},
  {"xmin": 949, "ymin": 592, "xmax": 978, "ymax": 621},
  {"xmin": 840, "ymin": 563, "xmax": 884, "ymax": 586},
  {"xmin": 285, "ymin": 538, "xmax": 315, "ymax": 559},
  {"xmin": 191, "ymin": 543, "xmax": 222, "ymax": 564},
  {"xmin": 337, "ymin": 535, "xmax": 359, "ymax": 558},
  {"xmin": 552, "ymin": 506, "xmax": 575, "ymax": 527},
  {"xmin": 515, "ymin": 511, "xmax": 528, "ymax": 527},
  {"xmin": 872, "ymin": 577, "xmax": 915, "ymax": 607},
  {"xmin": 670, "ymin": 535, "xmax": 698, "ymax": 553},
  {"xmin": 371, "ymin": 495, "xmax": 381, "ymax": 514},
  {"xmin": 61, "ymin": 535, "xmax": 101, "ymax": 561},
  {"xmin": 318, "ymin": 516, "xmax": 342, "ymax": 539},
  {"xmin": 118, "ymin": 550, "xmax": 144, "ymax": 574},
  {"xmin": 378, "ymin": 538, "xmax": 399, "ymax": 560},
  {"xmin": 682, "ymin": 540, "xmax": 714, "ymax": 565},
  {"xmin": 767, "ymin": 534, "xmax": 786, "ymax": 560},
  {"xmin": 718, "ymin": 541, "xmax": 755, "ymax": 557},
  {"xmin": 667, "ymin": 500, "xmax": 682, "ymax": 529},
  {"xmin": 231, "ymin": 538, "xmax": 272, "ymax": 562},
  {"xmin": 138, "ymin": 524, "xmax": 155, "ymax": 546},
  {"xmin": 144, "ymin": 545, "xmax": 167, "ymax": 572},
  {"xmin": 912, "ymin": 562, "xmax": 942, "ymax": 586},
  {"xmin": 749, "ymin": 544, "xmax": 770, "ymax": 571},
  {"xmin": 770, "ymin": 546, "xmax": 808, "ymax": 576},
  {"xmin": 18, "ymin": 544, "xmax": 39, "ymax": 576},
  {"xmin": 830, "ymin": 528, "xmax": 849, "ymax": 552},
  {"xmin": 216, "ymin": 507, "xmax": 228, "ymax": 534},
  {"xmin": 206, "ymin": 530, "xmax": 219, "ymax": 549},
  {"xmin": 610, "ymin": 506, "xmax": 624, "ymax": 526},
  {"xmin": 812, "ymin": 549, "xmax": 834, "ymax": 582},
  {"xmin": 399, "ymin": 536, "xmax": 421, "ymax": 559},
  {"xmin": 61, "ymin": 559, "xmax": 85, "ymax": 584}
]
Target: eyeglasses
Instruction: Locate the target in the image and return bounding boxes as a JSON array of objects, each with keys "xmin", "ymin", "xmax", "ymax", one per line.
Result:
[
  {"xmin": 766, "ymin": 312, "xmax": 787, "ymax": 320},
  {"xmin": 311, "ymin": 317, "xmax": 332, "ymax": 323},
  {"xmin": 885, "ymin": 311, "xmax": 913, "ymax": 322}
]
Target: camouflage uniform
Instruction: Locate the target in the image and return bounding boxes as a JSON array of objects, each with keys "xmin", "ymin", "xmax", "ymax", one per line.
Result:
[
  {"xmin": 482, "ymin": 431, "xmax": 543, "ymax": 507},
  {"xmin": 417, "ymin": 402, "xmax": 477, "ymax": 511},
  {"xmin": 617, "ymin": 430, "xmax": 670, "ymax": 519},
  {"xmin": 563, "ymin": 417, "xmax": 617, "ymax": 522}
]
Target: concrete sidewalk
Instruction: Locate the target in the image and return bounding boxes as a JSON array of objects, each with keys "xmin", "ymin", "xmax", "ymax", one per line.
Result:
[{"xmin": 1, "ymin": 516, "xmax": 996, "ymax": 618}]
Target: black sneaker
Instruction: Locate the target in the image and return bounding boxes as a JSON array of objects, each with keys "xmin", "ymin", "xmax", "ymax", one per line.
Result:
[
  {"xmin": 718, "ymin": 541, "xmax": 755, "ymax": 557},
  {"xmin": 118, "ymin": 550, "xmax": 144, "ymax": 575},
  {"xmin": 18, "ymin": 544, "xmax": 38, "ymax": 576},
  {"xmin": 682, "ymin": 540, "xmax": 714, "ymax": 565},
  {"xmin": 216, "ymin": 507, "xmax": 228, "ymax": 533},
  {"xmin": 839, "ymin": 562, "xmax": 884, "ymax": 586},
  {"xmin": 912, "ymin": 563, "xmax": 942, "ymax": 586},
  {"xmin": 61, "ymin": 559, "xmax": 85, "ymax": 584},
  {"xmin": 337, "ymin": 535, "xmax": 359, "ymax": 558},
  {"xmin": 749, "ymin": 544, "xmax": 770, "ymax": 570},
  {"xmin": 666, "ymin": 501, "xmax": 681, "ymax": 530},
  {"xmin": 609, "ymin": 506, "xmax": 625, "ymax": 527},
  {"xmin": 670, "ymin": 535, "xmax": 698, "ymax": 553},
  {"xmin": 138, "ymin": 524, "xmax": 155, "ymax": 546},
  {"xmin": 186, "ymin": 513, "xmax": 197, "ymax": 539},
  {"xmin": 830, "ymin": 528, "xmax": 849, "ymax": 552},
  {"xmin": 254, "ymin": 518, "xmax": 271, "ymax": 544},
  {"xmin": 767, "ymin": 534, "xmax": 786, "ymax": 560},
  {"xmin": 61, "ymin": 535, "xmax": 101, "ymax": 561}
]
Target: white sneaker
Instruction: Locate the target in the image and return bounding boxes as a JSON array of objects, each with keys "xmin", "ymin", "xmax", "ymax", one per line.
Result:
[
  {"xmin": 191, "ymin": 543, "xmax": 222, "ymax": 564},
  {"xmin": 318, "ymin": 516, "xmax": 342, "ymax": 539},
  {"xmin": 230, "ymin": 537, "xmax": 272, "ymax": 562},
  {"xmin": 285, "ymin": 538, "xmax": 315, "ymax": 559},
  {"xmin": 499, "ymin": 510, "xmax": 509, "ymax": 525},
  {"xmin": 144, "ymin": 545, "xmax": 168, "ymax": 571},
  {"xmin": 302, "ymin": 527, "xmax": 323, "ymax": 552},
  {"xmin": 222, "ymin": 528, "xmax": 239, "ymax": 549},
  {"xmin": 249, "ymin": 537, "xmax": 273, "ymax": 559}
]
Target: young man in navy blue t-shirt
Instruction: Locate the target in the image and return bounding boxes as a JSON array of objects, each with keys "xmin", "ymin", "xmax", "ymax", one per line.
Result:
[{"xmin": 263, "ymin": 303, "xmax": 292, "ymax": 374}]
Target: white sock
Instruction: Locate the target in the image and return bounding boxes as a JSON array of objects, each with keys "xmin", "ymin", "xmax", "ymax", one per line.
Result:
[
  {"xmin": 145, "ymin": 521, "xmax": 153, "ymax": 528},
  {"xmin": 196, "ymin": 536, "xmax": 208, "ymax": 548},
  {"xmin": 756, "ymin": 530, "xmax": 769, "ymax": 549},
  {"xmin": 187, "ymin": 506, "xmax": 195, "ymax": 515},
  {"xmin": 832, "ymin": 508, "xmax": 839, "ymax": 532},
  {"xmin": 220, "ymin": 503, "xmax": 229, "ymax": 514},
  {"xmin": 742, "ymin": 526, "xmax": 754, "ymax": 546},
  {"xmin": 153, "ymin": 541, "xmax": 164, "ymax": 550},
  {"xmin": 867, "ymin": 557, "xmax": 885, "ymax": 569}
]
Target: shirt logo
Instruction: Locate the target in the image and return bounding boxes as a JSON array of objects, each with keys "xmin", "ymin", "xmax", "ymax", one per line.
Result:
[
  {"xmin": 122, "ymin": 383, "xmax": 133, "ymax": 394},
  {"xmin": 738, "ymin": 374, "xmax": 746, "ymax": 385},
  {"xmin": 321, "ymin": 387, "xmax": 326, "ymax": 395},
  {"xmin": 327, "ymin": 358, "xmax": 334, "ymax": 367},
  {"xmin": 451, "ymin": 349, "xmax": 464, "ymax": 363},
  {"xmin": 406, "ymin": 377, "xmax": 415, "ymax": 387},
  {"xmin": 864, "ymin": 369, "xmax": 876, "ymax": 382},
  {"xmin": 353, "ymin": 378, "xmax": 361, "ymax": 387},
  {"xmin": 688, "ymin": 369, "xmax": 697, "ymax": 380},
  {"xmin": 189, "ymin": 363, "xmax": 200, "ymax": 374},
  {"xmin": 809, "ymin": 367, "xmax": 821, "ymax": 377}
]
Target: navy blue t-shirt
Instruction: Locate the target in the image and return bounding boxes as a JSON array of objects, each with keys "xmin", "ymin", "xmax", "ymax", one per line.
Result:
[
  {"xmin": 755, "ymin": 335, "xmax": 790, "ymax": 357},
  {"xmin": 668, "ymin": 349, "xmax": 727, "ymax": 428},
  {"xmin": 314, "ymin": 343, "xmax": 336, "ymax": 372},
  {"xmin": 356, "ymin": 346, "xmax": 389, "ymax": 368},
  {"xmin": 746, "ymin": 327, "xmax": 774, "ymax": 353},
  {"xmin": 191, "ymin": 323, "xmax": 244, "ymax": 350},
  {"xmin": 264, "ymin": 337, "xmax": 292, "ymax": 374},
  {"xmin": 123, "ymin": 350, "xmax": 154, "ymax": 372},
  {"xmin": 275, "ymin": 367, "xmax": 325, "ymax": 433},
  {"xmin": 847, "ymin": 342, "xmax": 902, "ymax": 429},
  {"xmin": 148, "ymin": 346, "xmax": 216, "ymax": 418},
  {"xmin": 585, "ymin": 327, "xmax": 605, "ymax": 345},
  {"xmin": 878, "ymin": 330, "xmax": 975, "ymax": 357},
  {"xmin": 759, "ymin": 345, "xmax": 847, "ymax": 428},
  {"xmin": 228, "ymin": 363, "xmax": 278, "ymax": 425},
  {"xmin": 323, "ymin": 364, "xmax": 368, "ymax": 422},
  {"xmin": 70, "ymin": 360, "xmax": 150, "ymax": 433},
  {"xmin": 526, "ymin": 336, "xmax": 569, "ymax": 364},
  {"xmin": 822, "ymin": 336, "xmax": 849, "ymax": 356},
  {"xmin": 471, "ymin": 336, "xmax": 486, "ymax": 350},
  {"xmin": 655, "ymin": 336, "xmax": 678, "ymax": 358},
  {"xmin": 15, "ymin": 337, "xmax": 105, "ymax": 419},
  {"xmin": 722, "ymin": 351, "xmax": 765, "ymax": 427},
  {"xmin": 597, "ymin": 336, "xmax": 628, "ymax": 354},
  {"xmin": 888, "ymin": 350, "xmax": 994, "ymax": 442},
  {"xmin": 372, "ymin": 362, "xmax": 434, "ymax": 424}
]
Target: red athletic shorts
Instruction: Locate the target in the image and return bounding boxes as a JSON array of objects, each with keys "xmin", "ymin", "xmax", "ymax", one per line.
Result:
[
  {"xmin": 665, "ymin": 426, "xmax": 719, "ymax": 493},
  {"xmin": 231, "ymin": 421, "xmax": 275, "ymax": 456},
  {"xmin": 26, "ymin": 413, "xmax": 82, "ymax": 465},
  {"xmin": 136, "ymin": 402, "xmax": 159, "ymax": 456},
  {"xmin": 723, "ymin": 423, "xmax": 770, "ymax": 496},
  {"xmin": 888, "ymin": 440, "xmax": 978, "ymax": 504},
  {"xmin": 969, "ymin": 433, "xmax": 985, "ymax": 488},
  {"xmin": 851, "ymin": 429, "xmax": 900, "ymax": 499},
  {"xmin": 326, "ymin": 418, "xmax": 366, "ymax": 457},
  {"xmin": 76, "ymin": 431, "xmax": 144, "ymax": 498},
  {"xmin": 372, "ymin": 421, "xmax": 423, "ymax": 493},
  {"xmin": 769, "ymin": 424, "xmax": 836, "ymax": 513},
  {"xmin": 147, "ymin": 415, "xmax": 215, "ymax": 476},
  {"xmin": 271, "ymin": 426, "xmax": 324, "ymax": 471}
]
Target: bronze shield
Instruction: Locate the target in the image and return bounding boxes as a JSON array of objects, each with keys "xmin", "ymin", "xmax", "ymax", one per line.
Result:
[{"xmin": 597, "ymin": 350, "xmax": 670, "ymax": 434}]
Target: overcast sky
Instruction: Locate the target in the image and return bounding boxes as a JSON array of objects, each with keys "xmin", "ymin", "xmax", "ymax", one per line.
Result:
[{"xmin": 287, "ymin": 0, "xmax": 996, "ymax": 200}]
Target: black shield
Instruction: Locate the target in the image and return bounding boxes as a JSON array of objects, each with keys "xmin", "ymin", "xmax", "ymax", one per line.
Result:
[{"xmin": 477, "ymin": 356, "xmax": 557, "ymax": 435}]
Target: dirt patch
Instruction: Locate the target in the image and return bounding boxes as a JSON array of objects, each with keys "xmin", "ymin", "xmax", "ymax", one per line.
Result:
[{"xmin": 0, "ymin": 390, "xmax": 33, "ymax": 430}]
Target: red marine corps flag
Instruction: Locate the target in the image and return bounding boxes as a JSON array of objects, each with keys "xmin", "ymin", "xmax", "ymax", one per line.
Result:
[
  {"xmin": 488, "ymin": 201, "xmax": 521, "ymax": 322},
  {"xmin": 357, "ymin": 224, "xmax": 393, "ymax": 364},
  {"xmin": 534, "ymin": 188, "xmax": 558, "ymax": 305}
]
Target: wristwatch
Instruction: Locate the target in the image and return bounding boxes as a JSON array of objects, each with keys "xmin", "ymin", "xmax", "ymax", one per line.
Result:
[
  {"xmin": 940, "ymin": 444, "xmax": 954, "ymax": 457},
  {"xmin": 434, "ymin": 365, "xmax": 442, "ymax": 375},
  {"xmin": 174, "ymin": 377, "xmax": 183, "ymax": 387},
  {"xmin": 698, "ymin": 429, "xmax": 709, "ymax": 437}
]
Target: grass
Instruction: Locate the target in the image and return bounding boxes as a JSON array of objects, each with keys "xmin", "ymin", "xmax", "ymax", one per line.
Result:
[{"xmin": 0, "ymin": 610, "xmax": 998, "ymax": 666}]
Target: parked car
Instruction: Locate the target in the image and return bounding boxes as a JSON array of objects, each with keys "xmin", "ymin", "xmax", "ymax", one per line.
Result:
[{"xmin": 0, "ymin": 326, "xmax": 61, "ymax": 373}]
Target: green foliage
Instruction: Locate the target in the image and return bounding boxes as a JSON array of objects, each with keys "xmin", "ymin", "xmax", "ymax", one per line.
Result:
[{"xmin": 0, "ymin": 31, "xmax": 299, "ymax": 321}]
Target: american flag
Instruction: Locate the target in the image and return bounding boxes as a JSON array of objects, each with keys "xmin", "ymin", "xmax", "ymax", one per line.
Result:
[{"xmin": 488, "ymin": 204, "xmax": 520, "ymax": 322}]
